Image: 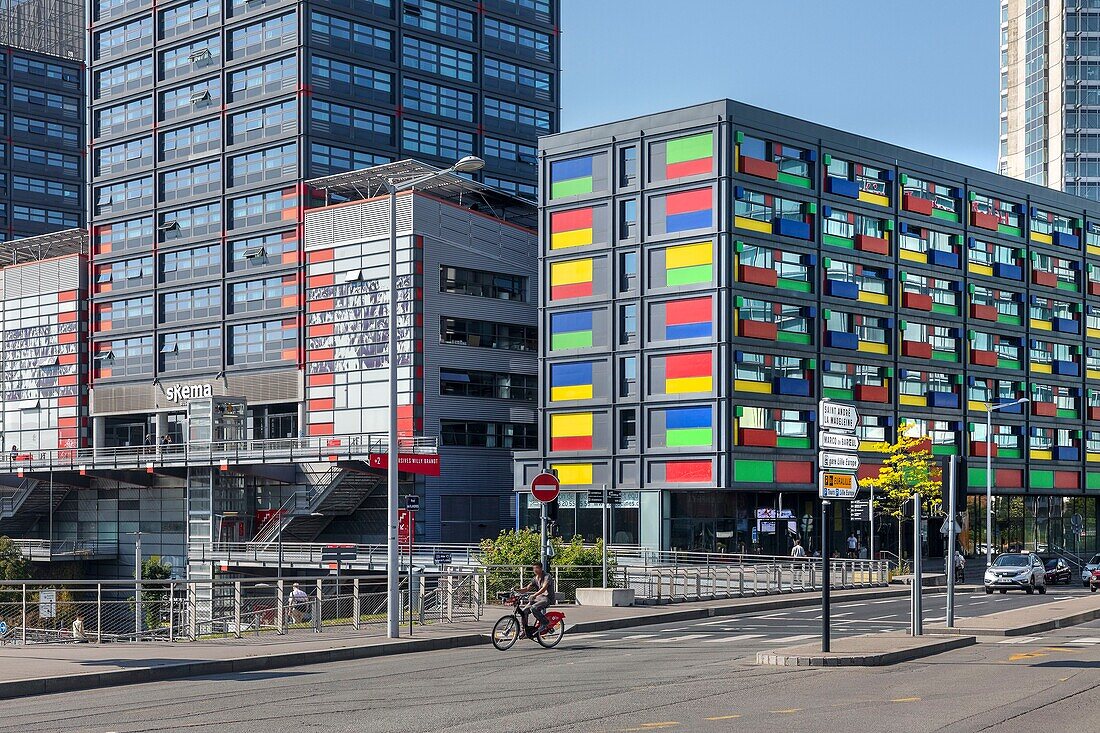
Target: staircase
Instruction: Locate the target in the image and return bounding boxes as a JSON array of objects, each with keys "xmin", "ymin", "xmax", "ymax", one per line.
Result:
[
  {"xmin": 253, "ymin": 464, "xmax": 386, "ymax": 546},
  {"xmin": 0, "ymin": 479, "xmax": 69, "ymax": 535}
]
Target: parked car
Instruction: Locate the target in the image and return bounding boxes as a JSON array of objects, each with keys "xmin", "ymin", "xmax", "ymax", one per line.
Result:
[
  {"xmin": 1081, "ymin": 554, "xmax": 1100, "ymax": 588},
  {"xmin": 1043, "ymin": 558, "xmax": 1073, "ymax": 585},
  {"xmin": 1090, "ymin": 569, "xmax": 1100, "ymax": 593},
  {"xmin": 984, "ymin": 552, "xmax": 1047, "ymax": 594}
]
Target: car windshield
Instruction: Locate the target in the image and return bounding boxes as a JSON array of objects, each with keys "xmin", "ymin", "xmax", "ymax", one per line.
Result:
[
  {"xmin": 993, "ymin": 554, "xmax": 1029, "ymax": 567},
  {"xmin": 1044, "ymin": 560, "xmax": 1059, "ymax": 569},
  {"xmin": 1091, "ymin": 555, "xmax": 1100, "ymax": 565}
]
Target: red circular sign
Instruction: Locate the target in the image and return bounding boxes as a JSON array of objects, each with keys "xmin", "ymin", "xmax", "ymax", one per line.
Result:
[{"xmin": 531, "ymin": 472, "xmax": 560, "ymax": 503}]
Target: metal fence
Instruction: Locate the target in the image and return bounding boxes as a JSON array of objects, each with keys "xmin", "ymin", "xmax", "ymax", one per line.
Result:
[{"xmin": 0, "ymin": 573, "xmax": 480, "ymax": 646}]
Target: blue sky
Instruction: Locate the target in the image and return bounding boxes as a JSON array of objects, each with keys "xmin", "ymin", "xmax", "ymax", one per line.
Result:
[{"xmin": 560, "ymin": 0, "xmax": 999, "ymax": 171}]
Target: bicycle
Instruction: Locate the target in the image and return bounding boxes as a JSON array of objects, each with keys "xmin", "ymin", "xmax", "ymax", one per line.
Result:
[{"xmin": 490, "ymin": 591, "xmax": 566, "ymax": 650}]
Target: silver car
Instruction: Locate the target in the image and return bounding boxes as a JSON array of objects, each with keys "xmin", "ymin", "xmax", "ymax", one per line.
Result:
[
  {"xmin": 984, "ymin": 552, "xmax": 1047, "ymax": 594},
  {"xmin": 1082, "ymin": 553, "xmax": 1100, "ymax": 587}
]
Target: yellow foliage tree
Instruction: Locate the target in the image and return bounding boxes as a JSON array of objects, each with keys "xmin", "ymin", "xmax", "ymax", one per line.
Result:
[{"xmin": 859, "ymin": 423, "xmax": 943, "ymax": 520}]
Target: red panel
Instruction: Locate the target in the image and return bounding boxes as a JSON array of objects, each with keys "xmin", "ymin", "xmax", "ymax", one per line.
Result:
[
  {"xmin": 550, "ymin": 207, "xmax": 593, "ymax": 233},
  {"xmin": 1032, "ymin": 270, "xmax": 1058, "ymax": 288},
  {"xmin": 902, "ymin": 340, "xmax": 933, "ymax": 359},
  {"xmin": 857, "ymin": 463, "xmax": 882, "ymax": 481},
  {"xmin": 1089, "ymin": 281, "xmax": 1100, "ymax": 296},
  {"xmin": 911, "ymin": 438, "xmax": 932, "ymax": 454},
  {"xmin": 1032, "ymin": 401, "xmax": 1057, "ymax": 417},
  {"xmin": 58, "ymin": 311, "xmax": 77, "ymax": 323},
  {"xmin": 1056, "ymin": 471, "xmax": 1080, "ymax": 490},
  {"xmin": 665, "ymin": 188, "xmax": 712, "ymax": 215},
  {"xmin": 309, "ymin": 373, "xmax": 335, "ymax": 386},
  {"xmin": 902, "ymin": 193, "xmax": 934, "ymax": 216},
  {"xmin": 665, "ymin": 296, "xmax": 711, "ymax": 325},
  {"xmin": 855, "ymin": 385, "xmax": 888, "ymax": 403},
  {"xmin": 970, "ymin": 304, "xmax": 998, "ymax": 321},
  {"xmin": 551, "ymin": 435, "xmax": 593, "ymax": 451},
  {"xmin": 308, "ymin": 274, "xmax": 334, "ymax": 288},
  {"xmin": 970, "ymin": 441, "xmax": 997, "ymax": 458},
  {"xmin": 666, "ymin": 460, "xmax": 713, "ymax": 483},
  {"xmin": 738, "ymin": 264, "xmax": 777, "ymax": 286},
  {"xmin": 738, "ymin": 428, "xmax": 777, "ymax": 447},
  {"xmin": 309, "ymin": 348, "xmax": 335, "ymax": 362},
  {"xmin": 308, "ymin": 323, "xmax": 335, "ymax": 338},
  {"xmin": 308, "ymin": 423, "xmax": 334, "ymax": 436},
  {"xmin": 1089, "ymin": 406, "xmax": 1100, "ymax": 421},
  {"xmin": 667, "ymin": 157, "xmax": 712, "ymax": 178},
  {"xmin": 58, "ymin": 354, "xmax": 77, "ymax": 365},
  {"xmin": 902, "ymin": 292, "xmax": 933, "ymax": 311},
  {"xmin": 776, "ymin": 461, "xmax": 813, "ymax": 484},
  {"xmin": 738, "ymin": 319, "xmax": 777, "ymax": 340},
  {"xmin": 970, "ymin": 349, "xmax": 998, "ymax": 367},
  {"xmin": 855, "ymin": 234, "xmax": 889, "ymax": 255},
  {"xmin": 307, "ymin": 298, "xmax": 334, "ymax": 313},
  {"xmin": 307, "ymin": 249, "xmax": 334, "ymax": 263},
  {"xmin": 550, "ymin": 282, "xmax": 593, "ymax": 300},
  {"xmin": 665, "ymin": 351, "xmax": 711, "ymax": 378},
  {"xmin": 971, "ymin": 210, "xmax": 1000, "ymax": 231},
  {"xmin": 58, "ymin": 332, "xmax": 77, "ymax": 344},
  {"xmin": 308, "ymin": 398, "xmax": 334, "ymax": 411},
  {"xmin": 739, "ymin": 155, "xmax": 778, "ymax": 180},
  {"xmin": 57, "ymin": 290, "xmax": 79, "ymax": 302}
]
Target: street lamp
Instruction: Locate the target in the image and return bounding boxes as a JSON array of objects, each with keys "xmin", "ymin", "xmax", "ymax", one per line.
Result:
[
  {"xmin": 385, "ymin": 156, "xmax": 484, "ymax": 640},
  {"xmin": 985, "ymin": 398, "xmax": 1029, "ymax": 566}
]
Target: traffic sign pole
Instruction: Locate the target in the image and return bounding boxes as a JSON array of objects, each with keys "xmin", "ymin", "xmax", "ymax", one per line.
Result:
[
  {"xmin": 602, "ymin": 484, "xmax": 608, "ymax": 588},
  {"xmin": 821, "ymin": 499, "xmax": 831, "ymax": 652},
  {"xmin": 531, "ymin": 472, "xmax": 560, "ymax": 572},
  {"xmin": 816, "ymin": 399, "xmax": 859, "ymax": 654},
  {"xmin": 946, "ymin": 456, "xmax": 957, "ymax": 629}
]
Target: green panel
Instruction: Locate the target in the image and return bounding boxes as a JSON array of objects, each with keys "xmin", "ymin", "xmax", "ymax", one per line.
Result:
[
  {"xmin": 931, "ymin": 209, "xmax": 960, "ymax": 223},
  {"xmin": 1057, "ymin": 281, "xmax": 1079, "ymax": 292},
  {"xmin": 667, "ymin": 264, "xmax": 712, "ymax": 286},
  {"xmin": 777, "ymin": 278, "xmax": 812, "ymax": 293},
  {"xmin": 968, "ymin": 467, "xmax": 991, "ymax": 485},
  {"xmin": 998, "ymin": 315, "xmax": 1022, "ymax": 326},
  {"xmin": 997, "ymin": 358, "xmax": 1021, "ymax": 370},
  {"xmin": 666, "ymin": 132, "xmax": 713, "ymax": 164},
  {"xmin": 667, "ymin": 428, "xmax": 713, "ymax": 447},
  {"xmin": 932, "ymin": 351, "xmax": 959, "ymax": 362},
  {"xmin": 1057, "ymin": 409, "xmax": 1079, "ymax": 419},
  {"xmin": 551, "ymin": 176, "xmax": 594, "ymax": 199},
  {"xmin": 734, "ymin": 459, "xmax": 774, "ymax": 483},
  {"xmin": 777, "ymin": 331, "xmax": 812, "ymax": 345},
  {"xmin": 822, "ymin": 234, "xmax": 854, "ymax": 249},
  {"xmin": 1030, "ymin": 470, "xmax": 1055, "ymax": 489},
  {"xmin": 1087, "ymin": 471, "xmax": 1100, "ymax": 490},
  {"xmin": 931, "ymin": 445, "xmax": 958, "ymax": 456},
  {"xmin": 822, "ymin": 387, "xmax": 853, "ymax": 400},
  {"xmin": 1000, "ymin": 448, "xmax": 1022, "ymax": 459},
  {"xmin": 931, "ymin": 303, "xmax": 959, "ymax": 316},
  {"xmin": 551, "ymin": 331, "xmax": 593, "ymax": 350},
  {"xmin": 776, "ymin": 172, "xmax": 812, "ymax": 189},
  {"xmin": 776, "ymin": 436, "xmax": 812, "ymax": 449},
  {"xmin": 998, "ymin": 224, "xmax": 1022, "ymax": 237}
]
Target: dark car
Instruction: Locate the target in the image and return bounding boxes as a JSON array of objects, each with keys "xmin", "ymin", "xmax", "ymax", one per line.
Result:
[
  {"xmin": 1091, "ymin": 569, "xmax": 1100, "ymax": 593},
  {"xmin": 1044, "ymin": 558, "xmax": 1073, "ymax": 585}
]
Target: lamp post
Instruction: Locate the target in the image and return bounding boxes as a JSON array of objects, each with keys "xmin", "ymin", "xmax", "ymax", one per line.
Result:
[
  {"xmin": 985, "ymin": 398, "xmax": 1029, "ymax": 566},
  {"xmin": 384, "ymin": 156, "xmax": 485, "ymax": 639}
]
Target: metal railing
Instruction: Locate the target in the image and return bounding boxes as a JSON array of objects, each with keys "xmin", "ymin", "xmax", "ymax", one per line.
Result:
[
  {"xmin": 0, "ymin": 434, "xmax": 438, "ymax": 473},
  {"xmin": 193, "ymin": 542, "xmax": 483, "ymax": 568},
  {"xmin": 10, "ymin": 538, "xmax": 119, "ymax": 560}
]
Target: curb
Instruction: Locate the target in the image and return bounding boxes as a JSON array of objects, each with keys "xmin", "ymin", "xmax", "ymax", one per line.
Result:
[
  {"xmin": 930, "ymin": 603, "xmax": 1100, "ymax": 637},
  {"xmin": 755, "ymin": 635, "xmax": 976, "ymax": 667}
]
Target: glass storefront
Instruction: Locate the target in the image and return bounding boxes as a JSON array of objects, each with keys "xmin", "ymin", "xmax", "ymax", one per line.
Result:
[
  {"xmin": 524, "ymin": 492, "xmax": 641, "ymax": 546},
  {"xmin": 964, "ymin": 495, "xmax": 1100, "ymax": 557}
]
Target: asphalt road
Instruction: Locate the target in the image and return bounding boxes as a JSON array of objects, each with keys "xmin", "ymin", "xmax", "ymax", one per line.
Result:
[{"xmin": 2, "ymin": 586, "xmax": 1097, "ymax": 733}]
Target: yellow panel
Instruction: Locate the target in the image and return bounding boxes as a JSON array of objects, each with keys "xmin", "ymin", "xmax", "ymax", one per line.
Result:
[
  {"xmin": 667, "ymin": 376, "xmax": 713, "ymax": 394},
  {"xmin": 733, "ymin": 379, "xmax": 773, "ymax": 394},
  {"xmin": 550, "ymin": 258, "xmax": 593, "ymax": 286},
  {"xmin": 1029, "ymin": 318, "xmax": 1053, "ymax": 331},
  {"xmin": 899, "ymin": 249, "xmax": 926, "ymax": 263},
  {"xmin": 552, "ymin": 463, "xmax": 593, "ymax": 485},
  {"xmin": 858, "ymin": 291, "xmax": 890, "ymax": 305},
  {"xmin": 858, "ymin": 341, "xmax": 889, "ymax": 355},
  {"xmin": 1030, "ymin": 449, "xmax": 1052, "ymax": 461},
  {"xmin": 968, "ymin": 263, "xmax": 993, "ymax": 277},
  {"xmin": 859, "ymin": 441, "xmax": 889, "ymax": 453},
  {"xmin": 1031, "ymin": 232, "xmax": 1053, "ymax": 245},
  {"xmin": 1031, "ymin": 363, "xmax": 1052, "ymax": 374},
  {"xmin": 968, "ymin": 400, "xmax": 988, "ymax": 413},
  {"xmin": 550, "ymin": 412, "xmax": 593, "ymax": 438},
  {"xmin": 1088, "ymin": 327, "xmax": 1100, "ymax": 340},
  {"xmin": 550, "ymin": 228, "xmax": 593, "ymax": 249},
  {"xmin": 858, "ymin": 191, "xmax": 890, "ymax": 207},
  {"xmin": 899, "ymin": 394, "xmax": 928, "ymax": 407},
  {"xmin": 551, "ymin": 385, "xmax": 592, "ymax": 402},
  {"xmin": 1088, "ymin": 369, "xmax": 1100, "ymax": 381},
  {"xmin": 1089, "ymin": 244, "xmax": 1100, "ymax": 256},
  {"xmin": 666, "ymin": 242, "xmax": 712, "ymax": 269},
  {"xmin": 1088, "ymin": 453, "xmax": 1100, "ymax": 463},
  {"xmin": 735, "ymin": 216, "xmax": 773, "ymax": 234}
]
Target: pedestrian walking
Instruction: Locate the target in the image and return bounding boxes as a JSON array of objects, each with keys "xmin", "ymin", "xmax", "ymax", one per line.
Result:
[
  {"xmin": 71, "ymin": 614, "xmax": 87, "ymax": 643},
  {"xmin": 8, "ymin": 445, "xmax": 16, "ymax": 463},
  {"xmin": 846, "ymin": 532, "xmax": 858, "ymax": 558},
  {"xmin": 288, "ymin": 583, "xmax": 309, "ymax": 624},
  {"xmin": 790, "ymin": 539, "xmax": 807, "ymax": 558}
]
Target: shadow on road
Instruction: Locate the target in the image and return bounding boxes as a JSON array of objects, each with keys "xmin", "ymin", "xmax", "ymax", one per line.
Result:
[{"xmin": 1035, "ymin": 660, "xmax": 1100, "ymax": 669}]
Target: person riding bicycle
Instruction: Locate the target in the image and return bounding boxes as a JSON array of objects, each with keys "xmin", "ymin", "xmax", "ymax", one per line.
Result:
[{"xmin": 515, "ymin": 563, "xmax": 556, "ymax": 635}]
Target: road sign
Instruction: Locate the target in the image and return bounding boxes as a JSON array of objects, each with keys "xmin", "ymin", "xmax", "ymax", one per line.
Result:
[
  {"xmin": 531, "ymin": 471, "xmax": 560, "ymax": 503},
  {"xmin": 433, "ymin": 551, "xmax": 452, "ymax": 565},
  {"xmin": 0, "ymin": 621, "xmax": 7, "ymax": 636},
  {"xmin": 404, "ymin": 494, "xmax": 421, "ymax": 511},
  {"xmin": 849, "ymin": 501, "xmax": 870, "ymax": 522},
  {"xmin": 819, "ymin": 471, "xmax": 858, "ymax": 499},
  {"xmin": 820, "ymin": 451, "xmax": 860, "ymax": 471},
  {"xmin": 607, "ymin": 490, "xmax": 622, "ymax": 505},
  {"xmin": 39, "ymin": 589, "xmax": 56, "ymax": 619},
  {"xmin": 587, "ymin": 489, "xmax": 604, "ymax": 505},
  {"xmin": 819, "ymin": 401, "xmax": 859, "ymax": 431},
  {"xmin": 398, "ymin": 509, "xmax": 413, "ymax": 550},
  {"xmin": 321, "ymin": 544, "xmax": 357, "ymax": 563},
  {"xmin": 819, "ymin": 431, "xmax": 860, "ymax": 452}
]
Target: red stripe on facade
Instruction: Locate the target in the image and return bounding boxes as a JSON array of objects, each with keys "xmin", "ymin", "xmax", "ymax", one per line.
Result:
[
  {"xmin": 666, "ymin": 157, "xmax": 711, "ymax": 178},
  {"xmin": 551, "ymin": 435, "xmax": 594, "ymax": 451},
  {"xmin": 665, "ymin": 352, "xmax": 711, "ymax": 378},
  {"xmin": 665, "ymin": 296, "xmax": 710, "ymax": 325},
  {"xmin": 666, "ymin": 460, "xmax": 712, "ymax": 483},
  {"xmin": 664, "ymin": 188, "xmax": 711, "ymax": 215},
  {"xmin": 550, "ymin": 282, "xmax": 593, "ymax": 300},
  {"xmin": 550, "ymin": 207, "xmax": 593, "ymax": 233}
]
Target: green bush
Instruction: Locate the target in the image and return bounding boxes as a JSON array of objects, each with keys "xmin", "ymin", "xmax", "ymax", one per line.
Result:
[{"xmin": 478, "ymin": 530, "xmax": 618, "ymax": 597}]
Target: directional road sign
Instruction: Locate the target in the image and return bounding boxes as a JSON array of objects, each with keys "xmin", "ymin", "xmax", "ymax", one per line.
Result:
[
  {"xmin": 405, "ymin": 494, "xmax": 421, "ymax": 511},
  {"xmin": 849, "ymin": 501, "xmax": 870, "ymax": 522},
  {"xmin": 819, "ymin": 471, "xmax": 858, "ymax": 500},
  {"xmin": 819, "ymin": 431, "xmax": 860, "ymax": 452},
  {"xmin": 819, "ymin": 401, "xmax": 859, "ymax": 432},
  {"xmin": 820, "ymin": 451, "xmax": 860, "ymax": 471},
  {"xmin": 434, "ymin": 551, "xmax": 452, "ymax": 565}
]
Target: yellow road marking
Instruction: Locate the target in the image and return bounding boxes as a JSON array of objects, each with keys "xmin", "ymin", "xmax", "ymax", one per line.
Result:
[
  {"xmin": 1008, "ymin": 651, "xmax": 1047, "ymax": 661},
  {"xmin": 704, "ymin": 715, "xmax": 742, "ymax": 721},
  {"xmin": 891, "ymin": 697, "xmax": 921, "ymax": 703},
  {"xmin": 769, "ymin": 709, "xmax": 802, "ymax": 714},
  {"xmin": 621, "ymin": 724, "xmax": 680, "ymax": 731},
  {"xmin": 1045, "ymin": 647, "xmax": 1078, "ymax": 653}
]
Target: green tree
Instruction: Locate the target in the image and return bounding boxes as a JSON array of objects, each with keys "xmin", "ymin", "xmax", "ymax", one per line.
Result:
[
  {"xmin": 479, "ymin": 529, "xmax": 617, "ymax": 597},
  {"xmin": 141, "ymin": 555, "xmax": 173, "ymax": 629},
  {"xmin": 859, "ymin": 424, "xmax": 943, "ymax": 520},
  {"xmin": 0, "ymin": 536, "xmax": 30, "ymax": 602}
]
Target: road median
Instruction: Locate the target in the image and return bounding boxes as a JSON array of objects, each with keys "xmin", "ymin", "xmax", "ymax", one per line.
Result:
[
  {"xmin": 928, "ymin": 593, "xmax": 1100, "ymax": 636},
  {"xmin": 755, "ymin": 632, "xmax": 976, "ymax": 667}
]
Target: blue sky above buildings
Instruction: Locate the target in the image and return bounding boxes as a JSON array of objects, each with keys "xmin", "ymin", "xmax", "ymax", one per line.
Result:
[{"xmin": 560, "ymin": 0, "xmax": 999, "ymax": 171}]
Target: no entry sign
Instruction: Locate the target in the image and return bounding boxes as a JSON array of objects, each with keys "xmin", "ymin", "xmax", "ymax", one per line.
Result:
[{"xmin": 531, "ymin": 472, "xmax": 560, "ymax": 503}]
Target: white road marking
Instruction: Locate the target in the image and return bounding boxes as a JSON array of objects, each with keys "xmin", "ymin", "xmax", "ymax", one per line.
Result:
[
  {"xmin": 831, "ymin": 612, "xmax": 854, "ymax": 618},
  {"xmin": 998, "ymin": 636, "xmax": 1042, "ymax": 644},
  {"xmin": 702, "ymin": 634, "xmax": 765, "ymax": 643},
  {"xmin": 836, "ymin": 602, "xmax": 867, "ymax": 608},
  {"xmin": 766, "ymin": 634, "xmax": 817, "ymax": 644},
  {"xmin": 869, "ymin": 614, "xmax": 897, "ymax": 620},
  {"xmin": 695, "ymin": 618, "xmax": 739, "ymax": 626},
  {"xmin": 870, "ymin": 599, "xmax": 896, "ymax": 604},
  {"xmin": 649, "ymin": 634, "xmax": 708, "ymax": 643},
  {"xmin": 566, "ymin": 633, "xmax": 608, "ymax": 641},
  {"xmin": 1067, "ymin": 637, "xmax": 1100, "ymax": 645},
  {"xmin": 620, "ymin": 634, "xmax": 656, "ymax": 640}
]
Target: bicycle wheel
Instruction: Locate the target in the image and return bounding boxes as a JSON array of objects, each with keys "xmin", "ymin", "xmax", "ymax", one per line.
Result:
[
  {"xmin": 491, "ymin": 615, "xmax": 520, "ymax": 651},
  {"xmin": 535, "ymin": 620, "xmax": 565, "ymax": 649}
]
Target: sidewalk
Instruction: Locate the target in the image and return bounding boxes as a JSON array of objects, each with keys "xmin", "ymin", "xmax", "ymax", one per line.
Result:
[
  {"xmin": 0, "ymin": 585, "xmax": 911, "ymax": 700},
  {"xmin": 928, "ymin": 593, "xmax": 1100, "ymax": 636}
]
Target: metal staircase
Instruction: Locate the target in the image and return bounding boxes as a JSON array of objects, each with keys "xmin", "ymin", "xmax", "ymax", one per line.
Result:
[
  {"xmin": 253, "ymin": 464, "xmax": 386, "ymax": 547},
  {"xmin": 0, "ymin": 479, "xmax": 69, "ymax": 535}
]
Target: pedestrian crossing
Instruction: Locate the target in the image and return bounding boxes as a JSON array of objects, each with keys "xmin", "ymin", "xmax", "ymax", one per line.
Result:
[{"xmin": 567, "ymin": 630, "xmax": 820, "ymax": 647}]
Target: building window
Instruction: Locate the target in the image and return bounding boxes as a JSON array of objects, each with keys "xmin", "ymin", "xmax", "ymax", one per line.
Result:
[
  {"xmin": 402, "ymin": 119, "xmax": 474, "ymax": 160},
  {"xmin": 161, "ymin": 244, "xmax": 221, "ymax": 283},
  {"xmin": 309, "ymin": 54, "xmax": 392, "ymax": 101},
  {"xmin": 620, "ymin": 409, "xmax": 637, "ymax": 449},
  {"xmin": 483, "ymin": 175, "xmax": 536, "ymax": 200},
  {"xmin": 440, "ymin": 420, "xmax": 536, "ymax": 449},
  {"xmin": 94, "ymin": 56, "xmax": 152, "ymax": 98},
  {"xmin": 162, "ymin": 286, "xmax": 221, "ymax": 323},
  {"xmin": 620, "ymin": 251, "xmax": 638, "ymax": 291},
  {"xmin": 620, "ymin": 356, "xmax": 637, "ymax": 397},
  {"xmin": 311, "ymin": 11, "xmax": 392, "ymax": 58},
  {"xmin": 13, "ymin": 175, "xmax": 79, "ymax": 201},
  {"xmin": 161, "ymin": 119, "xmax": 220, "ymax": 159},
  {"xmin": 439, "ymin": 368, "xmax": 536, "ymax": 401},
  {"xmin": 484, "ymin": 17, "xmax": 553, "ymax": 59},
  {"xmin": 309, "ymin": 143, "xmax": 389, "ymax": 175},
  {"xmin": 12, "ymin": 55, "xmax": 79, "ymax": 84},
  {"xmin": 228, "ymin": 188, "xmax": 298, "ymax": 229},
  {"xmin": 228, "ymin": 319, "xmax": 296, "ymax": 365},
  {"xmin": 95, "ymin": 96, "xmax": 152, "ymax": 136},
  {"xmin": 483, "ymin": 56, "xmax": 551, "ymax": 97},
  {"xmin": 228, "ymin": 143, "xmax": 297, "ymax": 187},
  {"xmin": 228, "ymin": 57, "xmax": 295, "ymax": 102},
  {"xmin": 620, "ymin": 303, "xmax": 638, "ymax": 345},
  {"xmin": 440, "ymin": 265, "xmax": 526, "ymax": 300},
  {"xmin": 229, "ymin": 100, "xmax": 296, "ymax": 144},
  {"xmin": 229, "ymin": 275, "xmax": 297, "ymax": 313},
  {"xmin": 160, "ymin": 203, "xmax": 221, "ymax": 241},
  {"xmin": 95, "ymin": 296, "xmax": 153, "ymax": 330},
  {"xmin": 402, "ymin": 78, "xmax": 475, "ymax": 123},
  {"xmin": 228, "ymin": 231, "xmax": 297, "ymax": 271},
  {"xmin": 440, "ymin": 317, "xmax": 536, "ymax": 351},
  {"xmin": 484, "ymin": 97, "xmax": 551, "ymax": 132},
  {"xmin": 229, "ymin": 11, "xmax": 297, "ymax": 58},
  {"xmin": 484, "ymin": 136, "xmax": 537, "ymax": 166},
  {"xmin": 94, "ymin": 16, "xmax": 152, "ymax": 60},
  {"xmin": 161, "ymin": 161, "xmax": 221, "ymax": 201},
  {"xmin": 402, "ymin": 36, "xmax": 474, "ymax": 82},
  {"xmin": 94, "ymin": 217, "xmax": 153, "ymax": 255},
  {"xmin": 13, "ymin": 115, "xmax": 79, "ymax": 145},
  {"xmin": 95, "ymin": 336, "xmax": 153, "ymax": 378},
  {"xmin": 619, "ymin": 199, "xmax": 637, "ymax": 238},
  {"xmin": 402, "ymin": 0, "xmax": 476, "ymax": 42},
  {"xmin": 13, "ymin": 146, "xmax": 79, "ymax": 176},
  {"xmin": 161, "ymin": 328, "xmax": 222, "ymax": 371}
]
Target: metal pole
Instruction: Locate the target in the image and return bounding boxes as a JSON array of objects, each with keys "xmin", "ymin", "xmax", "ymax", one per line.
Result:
[
  {"xmin": 277, "ymin": 511, "xmax": 284, "ymax": 583},
  {"xmin": 869, "ymin": 482, "xmax": 875, "ymax": 561},
  {"xmin": 602, "ymin": 484, "xmax": 608, "ymax": 588},
  {"xmin": 947, "ymin": 455, "xmax": 957, "ymax": 628},
  {"xmin": 134, "ymin": 532, "xmax": 142, "ymax": 637},
  {"xmin": 986, "ymin": 406, "xmax": 993, "ymax": 568},
  {"xmin": 539, "ymin": 501, "xmax": 548, "ymax": 572},
  {"xmin": 912, "ymin": 493, "xmax": 923, "ymax": 636},
  {"xmin": 387, "ymin": 184, "xmax": 400, "ymax": 640},
  {"xmin": 408, "ymin": 531, "xmax": 413, "ymax": 637},
  {"xmin": 49, "ymin": 472, "xmax": 53, "ymax": 561},
  {"xmin": 821, "ymin": 499, "xmax": 830, "ymax": 652}
]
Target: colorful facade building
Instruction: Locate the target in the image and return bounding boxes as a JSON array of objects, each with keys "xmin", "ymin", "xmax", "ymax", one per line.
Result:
[{"xmin": 520, "ymin": 100, "xmax": 1100, "ymax": 556}]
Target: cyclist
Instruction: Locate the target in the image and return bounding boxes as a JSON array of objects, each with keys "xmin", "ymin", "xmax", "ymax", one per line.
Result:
[{"xmin": 516, "ymin": 563, "xmax": 556, "ymax": 635}]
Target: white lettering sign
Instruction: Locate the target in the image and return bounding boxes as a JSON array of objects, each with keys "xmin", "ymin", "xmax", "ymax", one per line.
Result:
[
  {"xmin": 820, "ymin": 452, "xmax": 860, "ymax": 471},
  {"xmin": 819, "ymin": 471, "xmax": 858, "ymax": 500},
  {"xmin": 818, "ymin": 431, "xmax": 860, "ymax": 452},
  {"xmin": 164, "ymin": 383, "xmax": 213, "ymax": 403},
  {"xmin": 819, "ymin": 401, "xmax": 858, "ymax": 432}
]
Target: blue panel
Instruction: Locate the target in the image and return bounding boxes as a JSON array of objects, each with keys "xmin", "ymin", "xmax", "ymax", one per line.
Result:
[
  {"xmin": 826, "ymin": 176, "xmax": 859, "ymax": 199},
  {"xmin": 774, "ymin": 217, "xmax": 811, "ymax": 240},
  {"xmin": 993, "ymin": 263, "xmax": 1022, "ymax": 280},
  {"xmin": 773, "ymin": 377, "xmax": 810, "ymax": 396},
  {"xmin": 1053, "ymin": 231, "xmax": 1080, "ymax": 249},
  {"xmin": 927, "ymin": 391, "xmax": 959, "ymax": 409},
  {"xmin": 927, "ymin": 249, "xmax": 959, "ymax": 269},
  {"xmin": 826, "ymin": 279, "xmax": 859, "ymax": 300},
  {"xmin": 667, "ymin": 209, "xmax": 713, "ymax": 233},
  {"xmin": 1053, "ymin": 317, "xmax": 1079, "ymax": 334},
  {"xmin": 666, "ymin": 322, "xmax": 712, "ymax": 339},
  {"xmin": 1054, "ymin": 447, "xmax": 1079, "ymax": 462},
  {"xmin": 993, "ymin": 398, "xmax": 1022, "ymax": 413},
  {"xmin": 826, "ymin": 330, "xmax": 858, "ymax": 350},
  {"xmin": 1054, "ymin": 360, "xmax": 1079, "ymax": 377}
]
